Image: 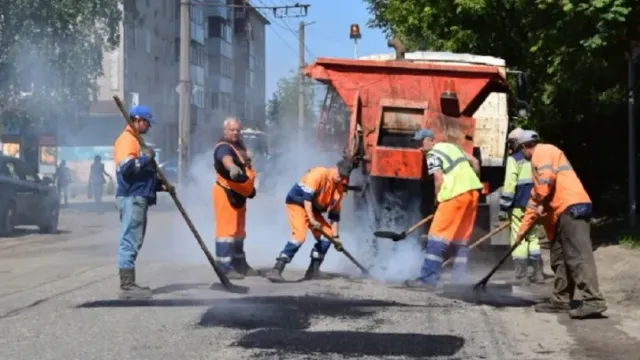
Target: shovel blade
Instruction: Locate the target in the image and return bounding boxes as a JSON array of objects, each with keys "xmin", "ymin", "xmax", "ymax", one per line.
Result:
[{"xmin": 373, "ymin": 231, "xmax": 406, "ymax": 241}]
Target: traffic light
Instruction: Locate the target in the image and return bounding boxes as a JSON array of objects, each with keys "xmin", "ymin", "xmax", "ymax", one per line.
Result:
[{"xmin": 349, "ymin": 24, "xmax": 361, "ymax": 40}]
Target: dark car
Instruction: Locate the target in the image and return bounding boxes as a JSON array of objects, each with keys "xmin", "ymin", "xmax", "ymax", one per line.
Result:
[{"xmin": 0, "ymin": 155, "xmax": 60, "ymax": 236}]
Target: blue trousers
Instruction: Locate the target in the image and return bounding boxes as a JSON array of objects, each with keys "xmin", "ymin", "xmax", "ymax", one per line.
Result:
[
  {"xmin": 276, "ymin": 237, "xmax": 331, "ymax": 263},
  {"xmin": 420, "ymin": 236, "xmax": 469, "ymax": 285},
  {"xmin": 215, "ymin": 237, "xmax": 248, "ymax": 272},
  {"xmin": 117, "ymin": 196, "xmax": 149, "ymax": 269}
]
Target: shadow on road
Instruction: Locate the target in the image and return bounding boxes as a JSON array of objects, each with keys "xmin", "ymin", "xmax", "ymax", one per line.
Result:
[
  {"xmin": 151, "ymin": 282, "xmax": 211, "ymax": 295},
  {"xmin": 1, "ymin": 228, "xmax": 71, "ymax": 239},
  {"xmin": 235, "ymin": 330, "xmax": 465, "ymax": 358}
]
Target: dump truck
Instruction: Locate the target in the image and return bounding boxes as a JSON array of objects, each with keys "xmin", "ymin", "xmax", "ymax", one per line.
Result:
[{"xmin": 303, "ymin": 39, "xmax": 529, "ymax": 254}]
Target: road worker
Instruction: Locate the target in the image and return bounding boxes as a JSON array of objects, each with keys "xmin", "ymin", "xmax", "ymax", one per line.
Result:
[
  {"xmin": 266, "ymin": 160, "xmax": 352, "ymax": 283},
  {"xmin": 499, "ymin": 128, "xmax": 544, "ymax": 285},
  {"xmin": 212, "ymin": 117, "xmax": 258, "ymax": 280},
  {"xmin": 114, "ymin": 105, "xmax": 174, "ymax": 300},
  {"xmin": 405, "ymin": 129, "xmax": 483, "ymax": 290},
  {"xmin": 514, "ymin": 130, "xmax": 607, "ymax": 319}
]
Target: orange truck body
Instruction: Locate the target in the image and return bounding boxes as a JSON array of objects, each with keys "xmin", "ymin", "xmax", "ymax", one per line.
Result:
[{"xmin": 304, "ymin": 49, "xmax": 515, "ymax": 248}]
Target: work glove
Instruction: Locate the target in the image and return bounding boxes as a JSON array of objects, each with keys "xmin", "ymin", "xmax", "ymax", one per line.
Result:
[
  {"xmin": 309, "ymin": 218, "xmax": 321, "ymax": 230},
  {"xmin": 332, "ymin": 237, "xmax": 344, "ymax": 252},
  {"xmin": 141, "ymin": 146, "xmax": 155, "ymax": 160},
  {"xmin": 228, "ymin": 164, "xmax": 244, "ymax": 180},
  {"xmin": 498, "ymin": 210, "xmax": 508, "ymax": 222}
]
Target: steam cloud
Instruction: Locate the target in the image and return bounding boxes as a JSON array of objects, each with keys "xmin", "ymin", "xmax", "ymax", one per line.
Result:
[{"xmin": 166, "ymin": 118, "xmax": 426, "ymax": 283}]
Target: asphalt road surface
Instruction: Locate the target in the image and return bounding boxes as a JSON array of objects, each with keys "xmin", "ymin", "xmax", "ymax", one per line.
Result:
[{"xmin": 0, "ymin": 199, "xmax": 639, "ymax": 360}]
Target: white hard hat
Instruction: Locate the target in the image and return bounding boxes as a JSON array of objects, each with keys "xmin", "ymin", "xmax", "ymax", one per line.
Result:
[
  {"xmin": 507, "ymin": 127, "xmax": 524, "ymax": 140},
  {"xmin": 516, "ymin": 130, "xmax": 541, "ymax": 146}
]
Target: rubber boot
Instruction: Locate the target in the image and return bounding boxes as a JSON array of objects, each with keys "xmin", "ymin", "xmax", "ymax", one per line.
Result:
[
  {"xmin": 404, "ymin": 278, "xmax": 438, "ymax": 291},
  {"xmin": 119, "ymin": 268, "xmax": 152, "ymax": 300},
  {"xmin": 234, "ymin": 257, "xmax": 261, "ymax": 277},
  {"xmin": 569, "ymin": 301, "xmax": 607, "ymax": 319},
  {"xmin": 304, "ymin": 258, "xmax": 332, "ymax": 280},
  {"xmin": 266, "ymin": 260, "xmax": 287, "ymax": 283},
  {"xmin": 513, "ymin": 259, "xmax": 530, "ymax": 286},
  {"xmin": 534, "ymin": 300, "xmax": 570, "ymax": 313},
  {"xmin": 529, "ymin": 257, "xmax": 545, "ymax": 284}
]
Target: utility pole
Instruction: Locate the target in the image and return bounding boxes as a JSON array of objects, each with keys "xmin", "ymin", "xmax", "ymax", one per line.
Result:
[
  {"xmin": 298, "ymin": 20, "xmax": 305, "ymax": 151},
  {"xmin": 350, "ymin": 24, "xmax": 362, "ymax": 59},
  {"xmin": 628, "ymin": 45, "xmax": 640, "ymax": 229},
  {"xmin": 178, "ymin": 0, "xmax": 191, "ymax": 187}
]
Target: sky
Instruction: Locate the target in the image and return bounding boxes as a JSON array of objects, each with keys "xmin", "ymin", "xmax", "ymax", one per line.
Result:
[{"xmin": 254, "ymin": 0, "xmax": 391, "ymax": 98}]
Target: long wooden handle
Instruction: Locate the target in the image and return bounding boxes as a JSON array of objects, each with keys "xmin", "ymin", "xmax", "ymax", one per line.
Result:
[
  {"xmin": 406, "ymin": 214, "xmax": 435, "ymax": 235},
  {"xmin": 112, "ymin": 96, "xmax": 233, "ymax": 289},
  {"xmin": 318, "ymin": 229, "xmax": 369, "ymax": 275},
  {"xmin": 442, "ymin": 221, "xmax": 509, "ymax": 268}
]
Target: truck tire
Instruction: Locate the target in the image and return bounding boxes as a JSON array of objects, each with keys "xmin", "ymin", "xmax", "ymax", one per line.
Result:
[{"xmin": 0, "ymin": 202, "xmax": 16, "ymax": 236}]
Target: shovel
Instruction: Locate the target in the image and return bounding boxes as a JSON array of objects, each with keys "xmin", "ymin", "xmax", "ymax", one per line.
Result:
[
  {"xmin": 441, "ymin": 221, "xmax": 509, "ymax": 268},
  {"xmin": 473, "ymin": 222, "xmax": 530, "ymax": 291},
  {"xmin": 318, "ymin": 228, "xmax": 369, "ymax": 276},
  {"xmin": 112, "ymin": 96, "xmax": 248, "ymax": 294},
  {"xmin": 374, "ymin": 214, "xmax": 434, "ymax": 242}
]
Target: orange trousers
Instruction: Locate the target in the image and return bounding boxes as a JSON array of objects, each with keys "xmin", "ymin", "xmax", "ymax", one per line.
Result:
[
  {"xmin": 212, "ymin": 183, "xmax": 246, "ymax": 239},
  {"xmin": 286, "ymin": 203, "xmax": 332, "ymax": 243},
  {"xmin": 429, "ymin": 190, "xmax": 479, "ymax": 243}
]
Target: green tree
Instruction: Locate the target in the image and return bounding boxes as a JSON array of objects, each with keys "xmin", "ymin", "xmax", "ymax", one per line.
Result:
[
  {"xmin": 364, "ymin": 0, "xmax": 640, "ymax": 214},
  {"xmin": 0, "ymin": 0, "xmax": 123, "ymax": 131},
  {"xmin": 270, "ymin": 70, "xmax": 317, "ymax": 129}
]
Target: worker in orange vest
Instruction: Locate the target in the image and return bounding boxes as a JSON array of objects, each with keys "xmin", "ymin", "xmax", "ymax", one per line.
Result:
[
  {"xmin": 114, "ymin": 105, "xmax": 174, "ymax": 300},
  {"xmin": 266, "ymin": 160, "xmax": 352, "ymax": 283},
  {"xmin": 212, "ymin": 117, "xmax": 258, "ymax": 280},
  {"xmin": 514, "ymin": 130, "xmax": 607, "ymax": 319}
]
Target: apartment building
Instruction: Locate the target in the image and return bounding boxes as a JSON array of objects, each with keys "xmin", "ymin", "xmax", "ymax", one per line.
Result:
[
  {"xmin": 199, "ymin": 0, "xmax": 268, "ymax": 151},
  {"xmin": 85, "ymin": 0, "xmax": 268, "ymax": 158}
]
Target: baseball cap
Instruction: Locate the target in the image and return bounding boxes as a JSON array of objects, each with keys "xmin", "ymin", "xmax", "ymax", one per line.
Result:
[
  {"xmin": 129, "ymin": 105, "xmax": 155, "ymax": 124},
  {"xmin": 413, "ymin": 128, "xmax": 435, "ymax": 141},
  {"xmin": 507, "ymin": 127, "xmax": 524, "ymax": 140},
  {"xmin": 516, "ymin": 130, "xmax": 540, "ymax": 145}
]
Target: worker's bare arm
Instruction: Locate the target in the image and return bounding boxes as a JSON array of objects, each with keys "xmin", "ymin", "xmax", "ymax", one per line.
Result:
[
  {"xmin": 303, "ymin": 200, "xmax": 315, "ymax": 219},
  {"xmin": 221, "ymin": 155, "xmax": 236, "ymax": 170},
  {"xmin": 330, "ymin": 221, "xmax": 339, "ymax": 237},
  {"xmin": 432, "ymin": 170, "xmax": 444, "ymax": 195},
  {"xmin": 465, "ymin": 153, "xmax": 481, "ymax": 176}
]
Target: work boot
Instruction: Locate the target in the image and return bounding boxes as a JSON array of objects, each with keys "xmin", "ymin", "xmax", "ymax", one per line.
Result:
[
  {"xmin": 233, "ymin": 257, "xmax": 261, "ymax": 277},
  {"xmin": 404, "ymin": 278, "xmax": 438, "ymax": 292},
  {"xmin": 534, "ymin": 300, "xmax": 570, "ymax": 313},
  {"xmin": 119, "ymin": 268, "xmax": 152, "ymax": 300},
  {"xmin": 569, "ymin": 301, "xmax": 607, "ymax": 319},
  {"xmin": 529, "ymin": 257, "xmax": 545, "ymax": 284},
  {"xmin": 304, "ymin": 258, "xmax": 332, "ymax": 280},
  {"xmin": 513, "ymin": 259, "xmax": 530, "ymax": 286},
  {"xmin": 266, "ymin": 260, "xmax": 287, "ymax": 283},
  {"xmin": 225, "ymin": 269, "xmax": 245, "ymax": 280}
]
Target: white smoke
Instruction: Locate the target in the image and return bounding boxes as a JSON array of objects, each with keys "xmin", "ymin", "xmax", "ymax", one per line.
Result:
[{"xmin": 165, "ymin": 121, "xmax": 427, "ymax": 283}]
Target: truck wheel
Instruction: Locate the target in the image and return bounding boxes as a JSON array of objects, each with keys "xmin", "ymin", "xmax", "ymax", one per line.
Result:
[
  {"xmin": 0, "ymin": 202, "xmax": 16, "ymax": 236},
  {"xmin": 39, "ymin": 205, "xmax": 60, "ymax": 234}
]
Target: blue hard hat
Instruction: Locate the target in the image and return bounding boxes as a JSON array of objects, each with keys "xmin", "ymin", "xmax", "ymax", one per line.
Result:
[
  {"xmin": 413, "ymin": 128, "xmax": 435, "ymax": 141},
  {"xmin": 129, "ymin": 105, "xmax": 155, "ymax": 124}
]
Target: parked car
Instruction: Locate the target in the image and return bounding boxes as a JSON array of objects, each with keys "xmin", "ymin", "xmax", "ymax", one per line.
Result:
[{"xmin": 0, "ymin": 155, "xmax": 60, "ymax": 236}]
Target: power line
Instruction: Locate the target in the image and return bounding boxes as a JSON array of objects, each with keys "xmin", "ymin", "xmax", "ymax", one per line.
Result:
[{"xmin": 256, "ymin": 0, "xmax": 315, "ymax": 59}]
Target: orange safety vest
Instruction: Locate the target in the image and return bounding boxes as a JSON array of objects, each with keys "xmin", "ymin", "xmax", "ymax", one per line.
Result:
[
  {"xmin": 214, "ymin": 141, "xmax": 256, "ymax": 198},
  {"xmin": 520, "ymin": 143, "xmax": 591, "ymax": 240}
]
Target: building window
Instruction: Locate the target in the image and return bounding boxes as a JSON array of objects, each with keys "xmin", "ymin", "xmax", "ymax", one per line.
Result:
[
  {"xmin": 221, "ymin": 57, "xmax": 233, "ymax": 78},
  {"xmin": 211, "ymin": 91, "xmax": 220, "ymax": 110},
  {"xmin": 246, "ymin": 70, "xmax": 255, "ymax": 89},
  {"xmin": 221, "ymin": 92, "xmax": 232, "ymax": 112}
]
